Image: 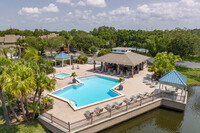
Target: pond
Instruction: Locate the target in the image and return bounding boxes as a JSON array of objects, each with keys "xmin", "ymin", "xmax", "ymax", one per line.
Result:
[{"xmin": 101, "ymin": 86, "xmax": 200, "ymax": 133}]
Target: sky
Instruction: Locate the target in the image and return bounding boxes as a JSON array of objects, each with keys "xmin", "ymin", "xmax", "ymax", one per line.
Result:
[{"xmin": 1, "ymin": 0, "xmax": 200, "ymax": 31}]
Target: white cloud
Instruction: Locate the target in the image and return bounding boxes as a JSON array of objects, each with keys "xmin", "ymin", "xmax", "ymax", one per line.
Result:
[
  {"xmin": 42, "ymin": 17, "xmax": 59, "ymax": 23},
  {"xmin": 96, "ymin": 12, "xmax": 107, "ymax": 17},
  {"xmin": 109, "ymin": 6, "xmax": 131, "ymax": 15},
  {"xmin": 41, "ymin": 3, "xmax": 59, "ymax": 13},
  {"xmin": 135, "ymin": 0, "xmax": 200, "ymax": 20},
  {"xmin": 85, "ymin": 0, "xmax": 106, "ymax": 8},
  {"xmin": 18, "ymin": 7, "xmax": 40, "ymax": 16},
  {"xmin": 56, "ymin": 0, "xmax": 70, "ymax": 4},
  {"xmin": 18, "ymin": 3, "xmax": 59, "ymax": 16},
  {"xmin": 77, "ymin": 1, "xmax": 86, "ymax": 6}
]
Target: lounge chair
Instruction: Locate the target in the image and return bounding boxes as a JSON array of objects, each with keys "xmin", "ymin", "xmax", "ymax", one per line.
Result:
[
  {"xmin": 113, "ymin": 102, "xmax": 123, "ymax": 109},
  {"xmin": 130, "ymin": 96, "xmax": 137, "ymax": 102},
  {"xmin": 117, "ymin": 71, "xmax": 123, "ymax": 77},
  {"xmin": 124, "ymin": 71, "xmax": 129, "ymax": 78},
  {"xmin": 137, "ymin": 93, "xmax": 144, "ymax": 99},
  {"xmin": 98, "ymin": 68, "xmax": 104, "ymax": 73},
  {"xmin": 111, "ymin": 70, "xmax": 116, "ymax": 76},
  {"xmin": 104, "ymin": 104, "xmax": 115, "ymax": 111},
  {"xmin": 71, "ymin": 65, "xmax": 74, "ymax": 70},
  {"xmin": 106, "ymin": 69, "xmax": 111, "ymax": 74},
  {"xmin": 76, "ymin": 65, "xmax": 79, "ymax": 69},
  {"xmin": 84, "ymin": 111, "xmax": 93, "ymax": 120},
  {"xmin": 94, "ymin": 107, "xmax": 103, "ymax": 116},
  {"xmin": 146, "ymin": 80, "xmax": 152, "ymax": 85},
  {"xmin": 144, "ymin": 92, "xmax": 151, "ymax": 97},
  {"xmin": 123, "ymin": 98, "xmax": 131, "ymax": 105},
  {"xmin": 143, "ymin": 78, "xmax": 148, "ymax": 83},
  {"xmin": 150, "ymin": 82, "xmax": 156, "ymax": 88}
]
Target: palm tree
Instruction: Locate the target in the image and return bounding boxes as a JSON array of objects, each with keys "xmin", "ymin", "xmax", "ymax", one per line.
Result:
[
  {"xmin": 0, "ymin": 57, "xmax": 12, "ymax": 126},
  {"xmin": 70, "ymin": 72, "xmax": 77, "ymax": 83},
  {"xmin": 6, "ymin": 62, "xmax": 36, "ymax": 121},
  {"xmin": 32, "ymin": 72, "xmax": 56, "ymax": 120}
]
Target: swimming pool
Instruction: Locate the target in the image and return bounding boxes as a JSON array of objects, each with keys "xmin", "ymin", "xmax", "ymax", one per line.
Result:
[
  {"xmin": 54, "ymin": 73, "xmax": 70, "ymax": 79},
  {"xmin": 50, "ymin": 75, "xmax": 124, "ymax": 110}
]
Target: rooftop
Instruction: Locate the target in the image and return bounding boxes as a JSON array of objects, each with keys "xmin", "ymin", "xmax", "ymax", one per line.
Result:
[
  {"xmin": 95, "ymin": 52, "xmax": 150, "ymax": 66},
  {"xmin": 159, "ymin": 70, "xmax": 187, "ymax": 87}
]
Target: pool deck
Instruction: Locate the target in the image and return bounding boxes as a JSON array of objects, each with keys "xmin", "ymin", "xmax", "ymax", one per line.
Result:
[{"xmin": 40, "ymin": 64, "xmax": 187, "ymax": 132}]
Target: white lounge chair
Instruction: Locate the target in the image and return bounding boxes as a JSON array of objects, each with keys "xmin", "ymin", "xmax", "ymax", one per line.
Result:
[
  {"xmin": 111, "ymin": 70, "xmax": 116, "ymax": 76},
  {"xmin": 117, "ymin": 71, "xmax": 123, "ymax": 77},
  {"xmin": 143, "ymin": 78, "xmax": 148, "ymax": 83},
  {"xmin": 123, "ymin": 98, "xmax": 131, "ymax": 105},
  {"xmin": 106, "ymin": 69, "xmax": 111, "ymax": 74},
  {"xmin": 105, "ymin": 104, "xmax": 115, "ymax": 111},
  {"xmin": 76, "ymin": 65, "xmax": 79, "ymax": 69},
  {"xmin": 150, "ymin": 82, "xmax": 156, "ymax": 88},
  {"xmin": 94, "ymin": 107, "xmax": 103, "ymax": 116},
  {"xmin": 130, "ymin": 96, "xmax": 137, "ymax": 102},
  {"xmin": 124, "ymin": 71, "xmax": 130, "ymax": 78},
  {"xmin": 113, "ymin": 102, "xmax": 123, "ymax": 109},
  {"xmin": 84, "ymin": 111, "xmax": 93, "ymax": 120},
  {"xmin": 71, "ymin": 65, "xmax": 74, "ymax": 70}
]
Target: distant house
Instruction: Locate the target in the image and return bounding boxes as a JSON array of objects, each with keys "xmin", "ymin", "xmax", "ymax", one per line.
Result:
[
  {"xmin": 0, "ymin": 35, "xmax": 25, "ymax": 47},
  {"xmin": 40, "ymin": 33, "xmax": 59, "ymax": 39}
]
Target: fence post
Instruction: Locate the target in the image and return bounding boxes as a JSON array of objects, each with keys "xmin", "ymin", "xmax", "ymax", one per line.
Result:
[
  {"xmin": 50, "ymin": 114, "xmax": 53, "ymax": 123},
  {"xmin": 126, "ymin": 104, "xmax": 128, "ymax": 111},
  {"xmin": 68, "ymin": 122, "xmax": 71, "ymax": 132},
  {"xmin": 91, "ymin": 114, "xmax": 93, "ymax": 124},
  {"xmin": 109, "ymin": 110, "xmax": 112, "ymax": 117},
  {"xmin": 140, "ymin": 98, "xmax": 142, "ymax": 106}
]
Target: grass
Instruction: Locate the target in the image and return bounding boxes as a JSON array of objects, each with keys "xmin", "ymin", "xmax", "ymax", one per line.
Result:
[
  {"xmin": 0, "ymin": 105, "xmax": 49, "ymax": 133},
  {"xmin": 176, "ymin": 66, "xmax": 200, "ymax": 86},
  {"xmin": 182, "ymin": 55, "xmax": 200, "ymax": 62}
]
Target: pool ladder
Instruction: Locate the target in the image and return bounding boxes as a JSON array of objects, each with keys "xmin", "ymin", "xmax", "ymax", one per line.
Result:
[{"xmin": 69, "ymin": 99, "xmax": 77, "ymax": 106}]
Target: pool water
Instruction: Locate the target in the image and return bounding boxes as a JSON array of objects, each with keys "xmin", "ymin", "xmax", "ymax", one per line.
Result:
[
  {"xmin": 53, "ymin": 75, "xmax": 120, "ymax": 108},
  {"xmin": 55, "ymin": 73, "xmax": 70, "ymax": 78}
]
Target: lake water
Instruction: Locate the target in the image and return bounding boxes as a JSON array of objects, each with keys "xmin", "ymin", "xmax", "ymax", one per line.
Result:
[{"xmin": 101, "ymin": 86, "xmax": 200, "ymax": 133}]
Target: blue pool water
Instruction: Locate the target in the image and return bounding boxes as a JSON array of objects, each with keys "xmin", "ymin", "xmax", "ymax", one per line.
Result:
[
  {"xmin": 55, "ymin": 73, "xmax": 70, "ymax": 78},
  {"xmin": 53, "ymin": 75, "xmax": 120, "ymax": 108}
]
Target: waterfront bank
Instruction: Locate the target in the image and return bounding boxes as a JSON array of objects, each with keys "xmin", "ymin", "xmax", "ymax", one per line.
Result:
[{"xmin": 101, "ymin": 86, "xmax": 200, "ymax": 133}]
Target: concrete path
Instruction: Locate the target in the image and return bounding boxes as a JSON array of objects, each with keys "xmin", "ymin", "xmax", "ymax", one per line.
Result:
[
  {"xmin": 148, "ymin": 58, "xmax": 200, "ymax": 69},
  {"xmin": 176, "ymin": 61, "xmax": 200, "ymax": 69}
]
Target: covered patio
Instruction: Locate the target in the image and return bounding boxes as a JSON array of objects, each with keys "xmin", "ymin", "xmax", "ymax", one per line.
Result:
[
  {"xmin": 55, "ymin": 52, "xmax": 71, "ymax": 67},
  {"xmin": 158, "ymin": 70, "xmax": 187, "ymax": 101},
  {"xmin": 94, "ymin": 51, "xmax": 150, "ymax": 77}
]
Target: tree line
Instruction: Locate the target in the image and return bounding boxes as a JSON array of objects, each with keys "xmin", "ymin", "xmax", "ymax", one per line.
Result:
[{"xmin": 1, "ymin": 26, "xmax": 200, "ymax": 57}]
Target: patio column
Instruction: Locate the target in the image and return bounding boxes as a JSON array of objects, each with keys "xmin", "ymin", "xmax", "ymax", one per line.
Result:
[
  {"xmin": 62, "ymin": 59, "xmax": 64, "ymax": 67},
  {"xmin": 137, "ymin": 64, "xmax": 139, "ymax": 74},
  {"xmin": 117, "ymin": 64, "xmax": 120, "ymax": 75},
  {"xmin": 142, "ymin": 62, "xmax": 144, "ymax": 70},
  {"xmin": 180, "ymin": 87, "xmax": 183, "ymax": 101},
  {"xmin": 101, "ymin": 62, "xmax": 103, "ymax": 68},
  {"xmin": 94, "ymin": 61, "xmax": 96, "ymax": 71},
  {"xmin": 132, "ymin": 66, "xmax": 134, "ymax": 78}
]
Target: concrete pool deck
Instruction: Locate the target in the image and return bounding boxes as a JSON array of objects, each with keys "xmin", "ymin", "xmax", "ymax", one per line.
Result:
[{"xmin": 41, "ymin": 64, "xmax": 187, "ymax": 132}]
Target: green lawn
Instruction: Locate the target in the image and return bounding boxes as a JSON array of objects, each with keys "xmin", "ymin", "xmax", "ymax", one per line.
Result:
[
  {"xmin": 176, "ymin": 66, "xmax": 200, "ymax": 86},
  {"xmin": 0, "ymin": 106, "xmax": 49, "ymax": 133},
  {"xmin": 182, "ymin": 55, "xmax": 200, "ymax": 62}
]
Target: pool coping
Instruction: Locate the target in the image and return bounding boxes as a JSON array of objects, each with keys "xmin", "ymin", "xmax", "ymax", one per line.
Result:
[
  {"xmin": 48, "ymin": 75, "xmax": 125, "ymax": 111},
  {"xmin": 53, "ymin": 73, "xmax": 71, "ymax": 80}
]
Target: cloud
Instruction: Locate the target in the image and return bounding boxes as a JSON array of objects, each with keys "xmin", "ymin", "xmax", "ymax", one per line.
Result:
[
  {"xmin": 96, "ymin": 12, "xmax": 107, "ymax": 17},
  {"xmin": 77, "ymin": 1, "xmax": 86, "ymax": 6},
  {"xmin": 56, "ymin": 0, "xmax": 70, "ymax": 4},
  {"xmin": 43, "ymin": 17, "xmax": 59, "ymax": 23},
  {"xmin": 135, "ymin": 0, "xmax": 200, "ymax": 20},
  {"xmin": 85, "ymin": 0, "xmax": 106, "ymax": 8},
  {"xmin": 18, "ymin": 3, "xmax": 59, "ymax": 16},
  {"xmin": 41, "ymin": 3, "xmax": 59, "ymax": 13},
  {"xmin": 18, "ymin": 7, "xmax": 40, "ymax": 16},
  {"xmin": 109, "ymin": 6, "xmax": 131, "ymax": 15}
]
